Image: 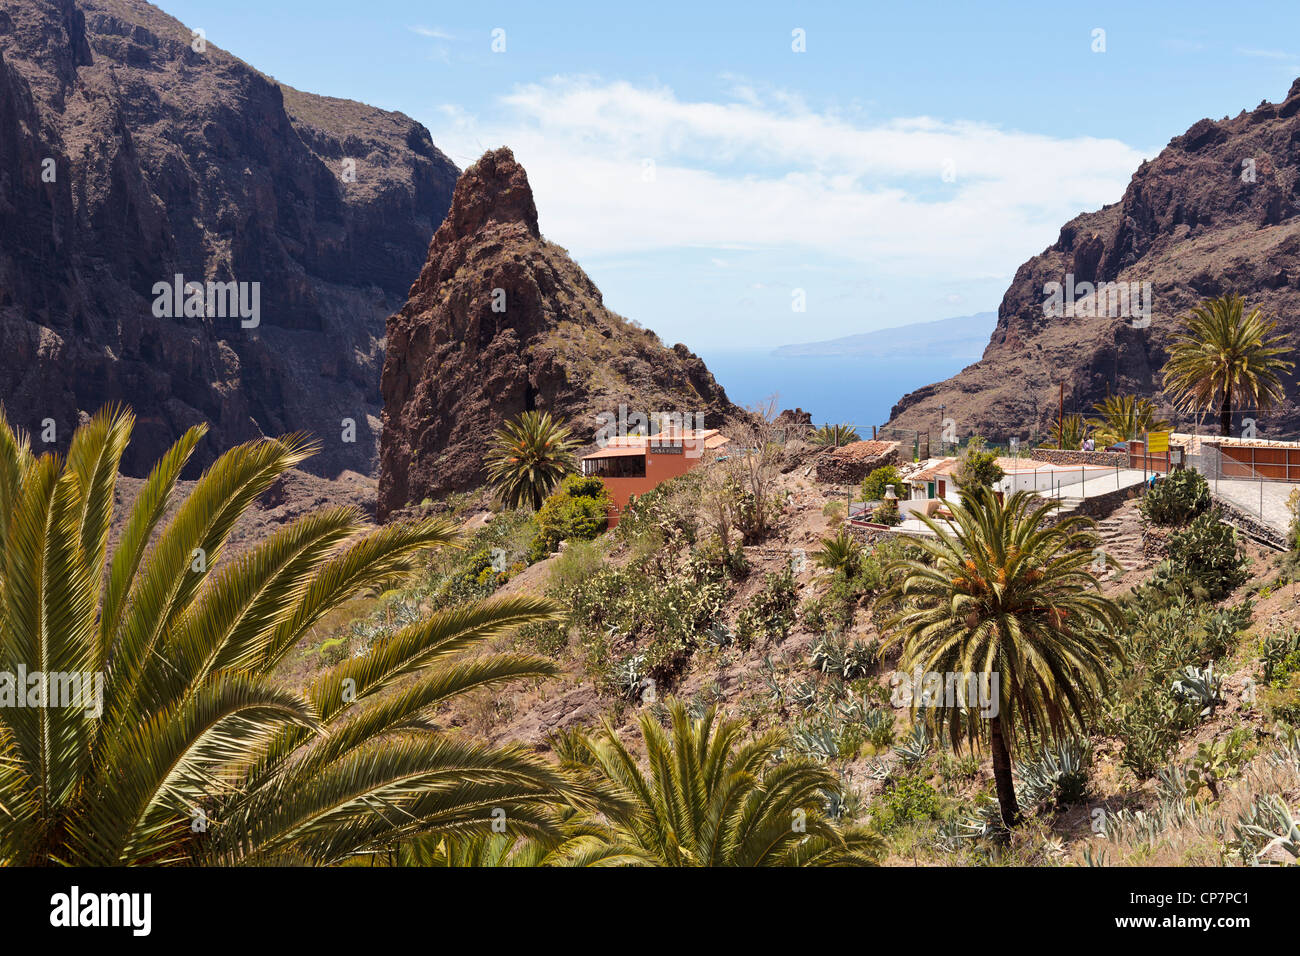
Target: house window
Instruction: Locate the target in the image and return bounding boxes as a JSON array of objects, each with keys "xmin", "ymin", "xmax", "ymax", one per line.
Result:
[{"xmin": 581, "ymin": 455, "xmax": 646, "ymax": 479}]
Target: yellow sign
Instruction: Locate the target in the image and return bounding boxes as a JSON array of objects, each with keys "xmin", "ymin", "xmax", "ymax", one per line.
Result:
[{"xmin": 1146, "ymin": 431, "xmax": 1170, "ymax": 453}]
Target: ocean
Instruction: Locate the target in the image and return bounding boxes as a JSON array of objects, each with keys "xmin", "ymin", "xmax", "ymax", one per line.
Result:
[{"xmin": 697, "ymin": 349, "xmax": 968, "ymax": 431}]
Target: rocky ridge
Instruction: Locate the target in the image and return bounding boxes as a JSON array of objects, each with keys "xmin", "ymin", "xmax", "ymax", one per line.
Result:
[
  {"xmin": 378, "ymin": 148, "xmax": 746, "ymax": 519},
  {"xmin": 889, "ymin": 78, "xmax": 1300, "ymax": 443}
]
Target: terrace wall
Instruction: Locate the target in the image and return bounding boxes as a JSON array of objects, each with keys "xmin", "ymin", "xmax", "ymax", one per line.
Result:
[{"xmin": 1029, "ymin": 449, "xmax": 1127, "ymax": 467}]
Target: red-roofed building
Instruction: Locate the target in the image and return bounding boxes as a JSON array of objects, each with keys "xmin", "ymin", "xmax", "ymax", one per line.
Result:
[{"xmin": 580, "ymin": 429, "xmax": 729, "ymax": 527}]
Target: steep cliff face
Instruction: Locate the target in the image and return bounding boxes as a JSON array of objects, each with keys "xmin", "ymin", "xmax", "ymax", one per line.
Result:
[
  {"xmin": 888, "ymin": 78, "xmax": 1300, "ymax": 443},
  {"xmin": 378, "ymin": 148, "xmax": 745, "ymax": 519},
  {"xmin": 0, "ymin": 0, "xmax": 458, "ymax": 476}
]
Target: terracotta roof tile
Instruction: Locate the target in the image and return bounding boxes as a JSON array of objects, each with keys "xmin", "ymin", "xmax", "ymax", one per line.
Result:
[{"xmin": 829, "ymin": 439, "xmax": 898, "ymax": 461}]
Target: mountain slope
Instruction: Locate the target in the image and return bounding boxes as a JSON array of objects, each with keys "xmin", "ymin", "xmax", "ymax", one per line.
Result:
[
  {"xmin": 378, "ymin": 148, "xmax": 746, "ymax": 519},
  {"xmin": 0, "ymin": 0, "xmax": 458, "ymax": 476},
  {"xmin": 887, "ymin": 79, "xmax": 1300, "ymax": 443}
]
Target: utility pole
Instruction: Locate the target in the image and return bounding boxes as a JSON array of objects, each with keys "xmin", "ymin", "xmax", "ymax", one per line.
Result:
[{"xmin": 1058, "ymin": 382, "xmax": 1064, "ymax": 450}]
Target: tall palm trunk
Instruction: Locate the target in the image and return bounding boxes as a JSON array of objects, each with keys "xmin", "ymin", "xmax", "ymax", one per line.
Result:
[
  {"xmin": 1220, "ymin": 392, "xmax": 1232, "ymax": 437},
  {"xmin": 989, "ymin": 715, "xmax": 1020, "ymax": 834}
]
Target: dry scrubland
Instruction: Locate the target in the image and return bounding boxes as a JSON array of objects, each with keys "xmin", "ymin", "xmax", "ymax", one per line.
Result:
[{"xmin": 272, "ymin": 444, "xmax": 1300, "ymax": 867}]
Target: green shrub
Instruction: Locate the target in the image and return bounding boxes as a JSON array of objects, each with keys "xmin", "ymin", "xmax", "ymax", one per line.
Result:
[
  {"xmin": 518, "ymin": 619, "xmax": 568, "ymax": 657},
  {"xmin": 1261, "ymin": 629, "xmax": 1300, "ymax": 685},
  {"xmin": 1164, "ymin": 509, "xmax": 1248, "ymax": 601},
  {"xmin": 529, "ymin": 474, "xmax": 612, "ymax": 560},
  {"xmin": 436, "ymin": 544, "xmax": 514, "ymax": 604},
  {"xmin": 1183, "ymin": 730, "xmax": 1252, "ymax": 800},
  {"xmin": 1260, "ymin": 674, "xmax": 1300, "ymax": 726},
  {"xmin": 873, "ymin": 774, "xmax": 941, "ymax": 831},
  {"xmin": 1141, "ymin": 469, "xmax": 1210, "ymax": 526},
  {"xmin": 697, "ymin": 537, "xmax": 750, "ymax": 579},
  {"xmin": 559, "ymin": 548, "xmax": 730, "ymax": 685},
  {"xmin": 861, "ymin": 465, "xmax": 902, "ymax": 503},
  {"xmin": 955, "ymin": 438, "xmax": 1004, "ymax": 491},
  {"xmin": 1115, "ymin": 594, "xmax": 1249, "ymax": 678},
  {"xmin": 546, "ymin": 538, "xmax": 605, "ymax": 594},
  {"xmin": 870, "ymin": 499, "xmax": 902, "ymax": 526},
  {"xmin": 615, "ymin": 469, "xmax": 702, "ymax": 546},
  {"xmin": 1111, "ymin": 688, "xmax": 1196, "ymax": 779},
  {"xmin": 736, "ymin": 568, "xmax": 798, "ymax": 649},
  {"xmin": 800, "ymin": 550, "xmax": 886, "ymax": 634},
  {"xmin": 422, "ymin": 508, "xmax": 537, "ymax": 607},
  {"xmin": 316, "ymin": 636, "xmax": 348, "ymax": 666},
  {"xmin": 1259, "ymin": 629, "xmax": 1300, "ymax": 726}
]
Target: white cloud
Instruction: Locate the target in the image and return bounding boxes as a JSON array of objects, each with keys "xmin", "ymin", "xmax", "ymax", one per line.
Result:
[
  {"xmin": 431, "ymin": 77, "xmax": 1148, "ymax": 287},
  {"xmin": 1237, "ymin": 48, "xmax": 1294, "ymax": 60},
  {"xmin": 410, "ymin": 26, "xmax": 454, "ymax": 40}
]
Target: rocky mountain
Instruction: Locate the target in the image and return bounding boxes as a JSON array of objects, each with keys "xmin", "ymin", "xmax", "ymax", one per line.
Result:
[
  {"xmin": 378, "ymin": 148, "xmax": 745, "ymax": 520},
  {"xmin": 775, "ymin": 311, "xmax": 996, "ymax": 360},
  {"xmin": 0, "ymin": 0, "xmax": 458, "ymax": 477},
  {"xmin": 887, "ymin": 79, "xmax": 1300, "ymax": 444}
]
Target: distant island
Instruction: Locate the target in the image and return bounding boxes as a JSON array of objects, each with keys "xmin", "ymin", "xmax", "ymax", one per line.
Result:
[{"xmin": 772, "ymin": 311, "xmax": 996, "ymax": 360}]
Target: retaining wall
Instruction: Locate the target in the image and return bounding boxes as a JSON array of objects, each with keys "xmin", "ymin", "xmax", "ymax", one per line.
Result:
[{"xmin": 1029, "ymin": 449, "xmax": 1127, "ymax": 467}]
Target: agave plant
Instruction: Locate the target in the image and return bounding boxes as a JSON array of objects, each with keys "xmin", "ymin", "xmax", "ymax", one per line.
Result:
[
  {"xmin": 1171, "ymin": 663, "xmax": 1223, "ymax": 718},
  {"xmin": 810, "ymin": 635, "xmax": 847, "ymax": 677},
  {"xmin": 1232, "ymin": 794, "xmax": 1300, "ymax": 864},
  {"xmin": 894, "ymin": 722, "xmax": 932, "ymax": 766},
  {"xmin": 612, "ymin": 652, "xmax": 649, "ymax": 702},
  {"xmin": 1014, "ymin": 738, "xmax": 1092, "ymax": 809},
  {"xmin": 484, "ymin": 410, "xmax": 579, "ymax": 510},
  {"xmin": 791, "ymin": 723, "xmax": 842, "ymax": 762},
  {"xmin": 809, "ymin": 423, "xmax": 860, "ymax": 448},
  {"xmin": 703, "ymin": 622, "xmax": 734, "ymax": 648},
  {"xmin": 858, "ymin": 707, "xmax": 896, "ymax": 749},
  {"xmin": 0, "ymin": 406, "xmax": 590, "ymax": 865},
  {"xmin": 841, "ymin": 639, "xmax": 879, "ymax": 681}
]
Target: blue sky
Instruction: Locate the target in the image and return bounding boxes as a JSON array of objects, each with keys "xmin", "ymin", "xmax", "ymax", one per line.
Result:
[{"xmin": 160, "ymin": 0, "xmax": 1300, "ymax": 348}]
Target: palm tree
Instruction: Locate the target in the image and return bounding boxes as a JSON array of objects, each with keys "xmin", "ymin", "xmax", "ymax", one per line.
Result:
[
  {"xmin": 552, "ymin": 701, "xmax": 882, "ymax": 866},
  {"xmin": 1087, "ymin": 394, "xmax": 1169, "ymax": 447},
  {"xmin": 1046, "ymin": 413, "xmax": 1090, "ymax": 450},
  {"xmin": 880, "ymin": 487, "xmax": 1123, "ymax": 832},
  {"xmin": 0, "ymin": 406, "xmax": 594, "ymax": 865},
  {"xmin": 809, "ymin": 423, "xmax": 860, "ymax": 447},
  {"xmin": 484, "ymin": 411, "xmax": 578, "ymax": 510},
  {"xmin": 1162, "ymin": 294, "xmax": 1294, "ymax": 437},
  {"xmin": 812, "ymin": 527, "xmax": 863, "ymax": 577},
  {"xmin": 400, "ymin": 808, "xmax": 642, "ymax": 867}
]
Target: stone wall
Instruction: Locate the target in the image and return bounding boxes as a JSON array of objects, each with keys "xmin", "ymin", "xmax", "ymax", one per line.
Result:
[
  {"xmin": 1070, "ymin": 484, "xmax": 1140, "ymax": 520},
  {"xmin": 845, "ymin": 522, "xmax": 900, "ymax": 547},
  {"xmin": 1029, "ymin": 449, "xmax": 1127, "ymax": 467},
  {"xmin": 815, "ymin": 442, "xmax": 900, "ymax": 485},
  {"xmin": 1210, "ymin": 494, "xmax": 1289, "ymax": 551}
]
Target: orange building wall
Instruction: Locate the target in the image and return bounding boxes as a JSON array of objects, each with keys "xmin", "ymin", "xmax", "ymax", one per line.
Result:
[
  {"xmin": 1216, "ymin": 445, "xmax": 1300, "ymax": 480},
  {"xmin": 599, "ymin": 448, "xmax": 706, "ymax": 527}
]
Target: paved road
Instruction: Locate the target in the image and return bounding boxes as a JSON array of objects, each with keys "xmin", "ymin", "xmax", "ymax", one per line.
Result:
[
  {"xmin": 1043, "ymin": 469, "xmax": 1150, "ymax": 501},
  {"xmin": 1205, "ymin": 477, "xmax": 1297, "ymax": 538}
]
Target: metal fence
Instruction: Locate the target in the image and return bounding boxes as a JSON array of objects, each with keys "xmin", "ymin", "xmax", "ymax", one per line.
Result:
[
  {"xmin": 873, "ymin": 427, "xmax": 929, "ymax": 460},
  {"xmin": 1184, "ymin": 451, "xmax": 1294, "ymax": 521}
]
